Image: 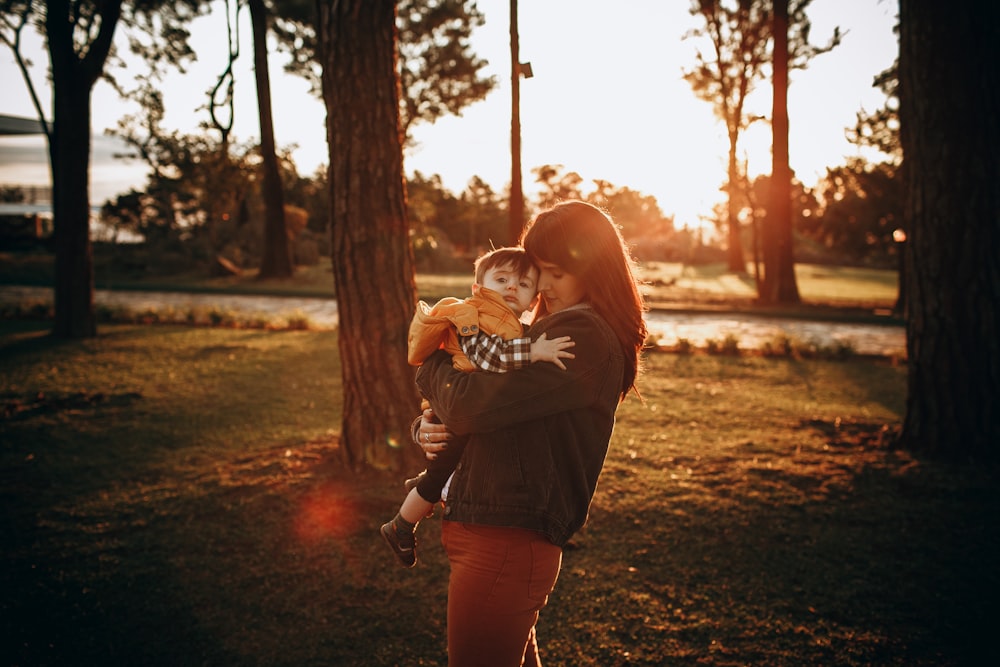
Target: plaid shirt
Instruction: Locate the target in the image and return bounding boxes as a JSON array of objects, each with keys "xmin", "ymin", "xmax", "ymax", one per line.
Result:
[{"xmin": 459, "ymin": 331, "xmax": 532, "ymax": 373}]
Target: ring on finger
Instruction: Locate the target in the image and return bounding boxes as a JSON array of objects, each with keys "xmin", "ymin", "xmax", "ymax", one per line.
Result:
[{"xmin": 424, "ymin": 433, "xmax": 430, "ymax": 443}]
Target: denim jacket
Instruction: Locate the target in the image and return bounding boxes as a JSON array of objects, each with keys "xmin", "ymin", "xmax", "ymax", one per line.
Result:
[{"xmin": 415, "ymin": 304, "xmax": 625, "ymax": 547}]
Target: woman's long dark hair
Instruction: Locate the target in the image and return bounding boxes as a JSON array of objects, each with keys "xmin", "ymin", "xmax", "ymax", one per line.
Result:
[{"xmin": 521, "ymin": 201, "xmax": 647, "ymax": 400}]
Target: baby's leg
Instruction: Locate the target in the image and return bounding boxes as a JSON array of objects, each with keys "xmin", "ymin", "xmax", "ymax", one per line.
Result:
[{"xmin": 398, "ymin": 486, "xmax": 435, "ymax": 524}]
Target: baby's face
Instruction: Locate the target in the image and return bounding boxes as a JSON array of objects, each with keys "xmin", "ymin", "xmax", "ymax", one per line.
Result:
[{"xmin": 480, "ymin": 263, "xmax": 539, "ymax": 314}]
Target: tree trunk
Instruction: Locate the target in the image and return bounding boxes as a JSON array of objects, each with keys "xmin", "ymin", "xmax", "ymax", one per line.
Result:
[
  {"xmin": 759, "ymin": 0, "xmax": 800, "ymax": 304},
  {"xmin": 317, "ymin": 0, "xmax": 422, "ymax": 471},
  {"xmin": 725, "ymin": 131, "xmax": 746, "ymax": 273},
  {"xmin": 508, "ymin": 0, "xmax": 525, "ymax": 245},
  {"xmin": 49, "ymin": 75, "xmax": 96, "ymax": 338},
  {"xmin": 893, "ymin": 233, "xmax": 907, "ymax": 318},
  {"xmin": 249, "ymin": 0, "xmax": 293, "ymax": 279},
  {"xmin": 898, "ymin": 1, "xmax": 1000, "ymax": 462},
  {"xmin": 45, "ymin": 0, "xmax": 123, "ymax": 338},
  {"xmin": 752, "ymin": 213, "xmax": 761, "ymax": 286}
]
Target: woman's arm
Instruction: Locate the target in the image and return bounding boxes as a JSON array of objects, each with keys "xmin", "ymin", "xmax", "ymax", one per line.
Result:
[{"xmin": 416, "ymin": 309, "xmax": 620, "ymax": 435}]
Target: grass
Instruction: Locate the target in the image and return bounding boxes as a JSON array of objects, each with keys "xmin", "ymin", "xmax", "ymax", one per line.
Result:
[
  {"xmin": 2, "ymin": 320, "xmax": 996, "ymax": 666},
  {"xmin": 636, "ymin": 261, "xmax": 899, "ymax": 315}
]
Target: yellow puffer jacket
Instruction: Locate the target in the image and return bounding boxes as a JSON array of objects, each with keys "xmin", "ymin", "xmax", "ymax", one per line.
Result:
[{"xmin": 407, "ymin": 287, "xmax": 524, "ymax": 372}]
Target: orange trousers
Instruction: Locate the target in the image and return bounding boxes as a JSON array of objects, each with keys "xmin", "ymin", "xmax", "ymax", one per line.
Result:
[{"xmin": 441, "ymin": 521, "xmax": 563, "ymax": 667}]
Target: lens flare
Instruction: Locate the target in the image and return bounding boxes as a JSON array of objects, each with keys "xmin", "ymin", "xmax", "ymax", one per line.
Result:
[{"xmin": 293, "ymin": 485, "xmax": 358, "ymax": 543}]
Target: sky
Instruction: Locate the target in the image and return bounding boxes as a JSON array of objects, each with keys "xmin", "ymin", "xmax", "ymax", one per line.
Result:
[{"xmin": 0, "ymin": 0, "xmax": 898, "ymax": 229}]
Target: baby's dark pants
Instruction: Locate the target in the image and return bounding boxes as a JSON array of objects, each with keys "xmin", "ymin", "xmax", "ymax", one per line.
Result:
[{"xmin": 415, "ymin": 440, "xmax": 466, "ymax": 503}]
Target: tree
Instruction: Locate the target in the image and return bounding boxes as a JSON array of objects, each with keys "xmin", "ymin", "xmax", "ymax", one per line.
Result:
[
  {"xmin": 897, "ymin": 1, "xmax": 1000, "ymax": 462},
  {"xmin": 684, "ymin": 0, "xmax": 838, "ymax": 285},
  {"xmin": 248, "ymin": 0, "xmax": 293, "ymax": 278},
  {"xmin": 532, "ymin": 164, "xmax": 584, "ymax": 211},
  {"xmin": 589, "ymin": 180, "xmax": 674, "ymax": 242},
  {"xmin": 317, "ymin": 0, "xmax": 421, "ymax": 471},
  {"xmin": 759, "ymin": 0, "xmax": 840, "ymax": 304},
  {"xmin": 270, "ymin": 0, "xmax": 495, "ymax": 145},
  {"xmin": 849, "ymin": 60, "xmax": 900, "ymax": 165},
  {"xmin": 759, "ymin": 0, "xmax": 799, "ymax": 303},
  {"xmin": 740, "ymin": 171, "xmax": 819, "ymax": 269},
  {"xmin": 848, "ymin": 58, "xmax": 905, "ymax": 311},
  {"xmin": 109, "ymin": 82, "xmax": 227, "ymax": 247},
  {"xmin": 102, "ymin": 123, "xmax": 272, "ymax": 270},
  {"xmin": 395, "ymin": 0, "xmax": 495, "ymax": 142},
  {"xmin": 684, "ymin": 0, "xmax": 771, "ymax": 274},
  {"xmin": 808, "ymin": 158, "xmax": 902, "ymax": 265},
  {"xmin": 1, "ymin": 0, "xmax": 202, "ymax": 338},
  {"xmin": 403, "ymin": 172, "xmax": 508, "ymax": 270},
  {"xmin": 459, "ymin": 176, "xmax": 507, "ymax": 252}
]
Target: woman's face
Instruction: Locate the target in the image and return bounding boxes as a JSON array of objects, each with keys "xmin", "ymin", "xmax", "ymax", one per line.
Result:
[{"xmin": 535, "ymin": 260, "xmax": 586, "ymax": 313}]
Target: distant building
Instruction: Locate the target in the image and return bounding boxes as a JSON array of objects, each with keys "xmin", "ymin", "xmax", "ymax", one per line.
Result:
[
  {"xmin": 0, "ymin": 114, "xmax": 47, "ymax": 135},
  {"xmin": 0, "ymin": 114, "xmax": 53, "ymax": 245}
]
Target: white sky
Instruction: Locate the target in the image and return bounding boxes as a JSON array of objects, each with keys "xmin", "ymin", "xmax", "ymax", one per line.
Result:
[{"xmin": 0, "ymin": 0, "xmax": 898, "ymax": 228}]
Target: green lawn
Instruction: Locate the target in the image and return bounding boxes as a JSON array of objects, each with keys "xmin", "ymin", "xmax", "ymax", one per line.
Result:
[
  {"xmin": 637, "ymin": 261, "xmax": 899, "ymax": 310},
  {"xmin": 2, "ymin": 320, "xmax": 995, "ymax": 665}
]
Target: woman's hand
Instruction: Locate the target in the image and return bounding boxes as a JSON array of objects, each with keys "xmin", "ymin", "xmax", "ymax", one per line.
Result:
[{"xmin": 415, "ymin": 406, "xmax": 453, "ymax": 460}]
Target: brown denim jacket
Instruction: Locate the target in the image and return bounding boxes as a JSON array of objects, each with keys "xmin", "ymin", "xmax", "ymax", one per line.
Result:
[{"xmin": 415, "ymin": 304, "xmax": 624, "ymax": 547}]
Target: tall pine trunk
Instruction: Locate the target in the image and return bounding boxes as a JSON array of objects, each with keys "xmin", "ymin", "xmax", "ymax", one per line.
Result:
[
  {"xmin": 49, "ymin": 73, "xmax": 96, "ymax": 338},
  {"xmin": 759, "ymin": 0, "xmax": 800, "ymax": 305},
  {"xmin": 317, "ymin": 0, "xmax": 422, "ymax": 471},
  {"xmin": 249, "ymin": 0, "xmax": 293, "ymax": 279},
  {"xmin": 725, "ymin": 130, "xmax": 746, "ymax": 273},
  {"xmin": 45, "ymin": 0, "xmax": 123, "ymax": 338},
  {"xmin": 898, "ymin": 1, "xmax": 1000, "ymax": 462},
  {"xmin": 508, "ymin": 0, "xmax": 525, "ymax": 245}
]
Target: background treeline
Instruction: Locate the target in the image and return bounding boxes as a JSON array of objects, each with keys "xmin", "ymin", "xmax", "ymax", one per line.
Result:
[
  {"xmin": 1, "ymin": 147, "xmax": 901, "ymax": 278},
  {"xmin": 0, "ymin": 0, "xmax": 903, "ymax": 284}
]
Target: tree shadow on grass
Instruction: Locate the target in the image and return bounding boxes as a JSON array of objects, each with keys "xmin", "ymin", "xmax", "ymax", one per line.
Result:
[
  {"xmin": 4, "ymin": 402, "xmax": 995, "ymax": 666},
  {"xmin": 558, "ymin": 424, "xmax": 999, "ymax": 666},
  {"xmin": 2, "ymin": 435, "xmax": 451, "ymax": 666}
]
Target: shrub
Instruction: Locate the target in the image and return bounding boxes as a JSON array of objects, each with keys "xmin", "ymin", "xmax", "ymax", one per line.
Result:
[
  {"xmin": 720, "ymin": 333, "xmax": 741, "ymax": 356},
  {"xmin": 762, "ymin": 334, "xmax": 794, "ymax": 358},
  {"xmin": 674, "ymin": 338, "xmax": 694, "ymax": 355}
]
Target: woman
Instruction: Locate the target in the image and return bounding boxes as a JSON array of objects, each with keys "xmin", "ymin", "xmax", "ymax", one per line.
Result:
[{"xmin": 414, "ymin": 200, "xmax": 647, "ymax": 666}]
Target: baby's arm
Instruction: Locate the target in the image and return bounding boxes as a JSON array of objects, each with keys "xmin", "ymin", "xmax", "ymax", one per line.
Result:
[
  {"xmin": 460, "ymin": 331, "xmax": 529, "ymax": 372},
  {"xmin": 528, "ymin": 332, "xmax": 576, "ymax": 370},
  {"xmin": 460, "ymin": 331, "xmax": 575, "ymax": 372}
]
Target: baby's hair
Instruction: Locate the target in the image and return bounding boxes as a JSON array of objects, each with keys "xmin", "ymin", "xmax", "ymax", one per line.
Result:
[{"xmin": 473, "ymin": 246, "xmax": 536, "ymax": 284}]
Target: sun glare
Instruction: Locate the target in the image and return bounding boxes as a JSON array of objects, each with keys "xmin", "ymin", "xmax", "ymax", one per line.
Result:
[{"xmin": 293, "ymin": 485, "xmax": 359, "ymax": 543}]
